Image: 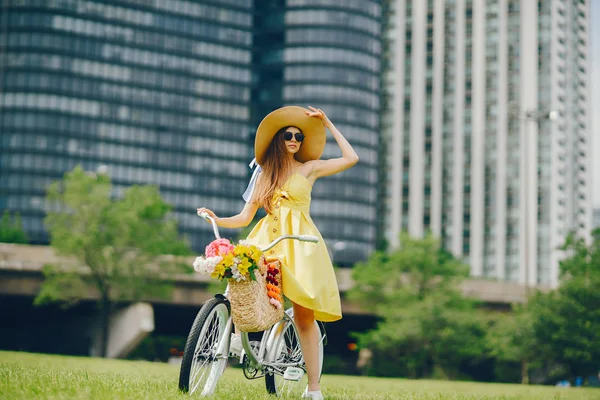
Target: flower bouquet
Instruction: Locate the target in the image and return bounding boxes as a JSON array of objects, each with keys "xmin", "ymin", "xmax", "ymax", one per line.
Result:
[
  {"xmin": 193, "ymin": 238, "xmax": 284, "ymax": 332},
  {"xmin": 193, "ymin": 238, "xmax": 263, "ymax": 282}
]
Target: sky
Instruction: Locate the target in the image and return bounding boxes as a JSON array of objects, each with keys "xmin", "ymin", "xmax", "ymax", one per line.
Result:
[{"xmin": 591, "ymin": 0, "xmax": 600, "ymax": 207}]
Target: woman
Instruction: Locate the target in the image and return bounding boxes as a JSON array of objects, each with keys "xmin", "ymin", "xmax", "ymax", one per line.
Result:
[{"xmin": 197, "ymin": 105, "xmax": 358, "ymax": 400}]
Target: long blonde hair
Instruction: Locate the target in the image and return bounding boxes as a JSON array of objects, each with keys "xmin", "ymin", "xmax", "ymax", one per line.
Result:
[{"xmin": 253, "ymin": 127, "xmax": 300, "ymax": 214}]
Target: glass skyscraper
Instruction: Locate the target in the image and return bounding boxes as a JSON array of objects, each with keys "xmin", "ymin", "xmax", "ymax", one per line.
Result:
[
  {"xmin": 0, "ymin": 0, "xmax": 254, "ymax": 249},
  {"xmin": 0, "ymin": 0, "xmax": 384, "ymax": 261},
  {"xmin": 385, "ymin": 0, "xmax": 591, "ymax": 287},
  {"xmin": 253, "ymin": 0, "xmax": 383, "ymax": 264}
]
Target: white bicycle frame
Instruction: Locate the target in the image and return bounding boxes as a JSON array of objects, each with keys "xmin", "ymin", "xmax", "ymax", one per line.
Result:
[{"xmin": 198, "ymin": 212, "xmax": 319, "ymax": 371}]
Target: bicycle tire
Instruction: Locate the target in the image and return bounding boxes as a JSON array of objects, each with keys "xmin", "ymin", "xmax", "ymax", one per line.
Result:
[
  {"xmin": 178, "ymin": 296, "xmax": 230, "ymax": 395},
  {"xmin": 264, "ymin": 310, "xmax": 324, "ymax": 395}
]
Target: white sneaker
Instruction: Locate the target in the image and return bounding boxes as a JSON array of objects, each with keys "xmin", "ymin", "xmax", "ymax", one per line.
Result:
[
  {"xmin": 301, "ymin": 386, "xmax": 324, "ymax": 400},
  {"xmin": 229, "ymin": 333, "xmax": 242, "ymax": 358}
]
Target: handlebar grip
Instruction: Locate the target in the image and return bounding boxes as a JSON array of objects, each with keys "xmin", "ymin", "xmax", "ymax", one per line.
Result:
[{"xmin": 297, "ymin": 235, "xmax": 319, "ymax": 243}]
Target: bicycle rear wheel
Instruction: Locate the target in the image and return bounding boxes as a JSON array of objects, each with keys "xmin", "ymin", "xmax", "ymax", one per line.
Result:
[
  {"xmin": 264, "ymin": 310, "xmax": 323, "ymax": 396},
  {"xmin": 178, "ymin": 296, "xmax": 230, "ymax": 396}
]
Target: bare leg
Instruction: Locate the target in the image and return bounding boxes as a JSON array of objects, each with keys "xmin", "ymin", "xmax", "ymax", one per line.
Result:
[{"xmin": 292, "ymin": 302, "xmax": 320, "ymax": 392}]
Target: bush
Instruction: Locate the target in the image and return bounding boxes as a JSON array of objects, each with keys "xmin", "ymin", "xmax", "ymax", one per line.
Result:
[
  {"xmin": 128, "ymin": 334, "xmax": 186, "ymax": 362},
  {"xmin": 0, "ymin": 210, "xmax": 28, "ymax": 244}
]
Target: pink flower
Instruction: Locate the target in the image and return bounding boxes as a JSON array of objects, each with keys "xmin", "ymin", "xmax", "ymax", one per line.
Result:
[
  {"xmin": 205, "ymin": 238, "xmax": 235, "ymax": 257},
  {"xmin": 269, "ymin": 298, "xmax": 282, "ymax": 309}
]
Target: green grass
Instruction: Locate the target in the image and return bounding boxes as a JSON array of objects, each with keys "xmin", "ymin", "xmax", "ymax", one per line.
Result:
[{"xmin": 0, "ymin": 351, "xmax": 598, "ymax": 400}]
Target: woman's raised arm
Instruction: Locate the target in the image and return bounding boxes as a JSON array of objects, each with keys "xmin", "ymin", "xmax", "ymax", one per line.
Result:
[{"xmin": 305, "ymin": 106, "xmax": 359, "ymax": 180}]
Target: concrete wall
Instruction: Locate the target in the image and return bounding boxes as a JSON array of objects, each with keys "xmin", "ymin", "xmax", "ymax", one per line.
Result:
[
  {"xmin": 0, "ymin": 243, "xmax": 542, "ymax": 307},
  {"xmin": 0, "ymin": 243, "xmax": 544, "ymax": 358},
  {"xmin": 89, "ymin": 302, "xmax": 155, "ymax": 359}
]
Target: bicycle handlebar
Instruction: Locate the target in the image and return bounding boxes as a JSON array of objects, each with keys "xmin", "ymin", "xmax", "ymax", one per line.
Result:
[
  {"xmin": 197, "ymin": 211, "xmax": 319, "ymax": 250},
  {"xmin": 198, "ymin": 212, "xmax": 222, "ymax": 239},
  {"xmin": 261, "ymin": 234, "xmax": 318, "ymax": 252}
]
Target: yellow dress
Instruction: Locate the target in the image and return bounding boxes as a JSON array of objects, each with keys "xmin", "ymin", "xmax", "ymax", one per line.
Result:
[{"xmin": 245, "ymin": 172, "xmax": 342, "ymax": 322}]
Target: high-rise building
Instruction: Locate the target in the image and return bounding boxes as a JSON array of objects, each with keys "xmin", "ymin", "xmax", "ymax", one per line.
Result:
[
  {"xmin": 253, "ymin": 0, "xmax": 384, "ymax": 264},
  {"xmin": 593, "ymin": 208, "xmax": 600, "ymax": 229},
  {"xmin": 0, "ymin": 0, "xmax": 254, "ymax": 249},
  {"xmin": 385, "ymin": 0, "xmax": 591, "ymax": 287},
  {"xmin": 0, "ymin": 0, "xmax": 384, "ymax": 260}
]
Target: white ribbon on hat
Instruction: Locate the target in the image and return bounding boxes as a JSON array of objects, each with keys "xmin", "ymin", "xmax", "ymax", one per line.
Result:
[{"xmin": 242, "ymin": 158, "xmax": 262, "ymax": 203}]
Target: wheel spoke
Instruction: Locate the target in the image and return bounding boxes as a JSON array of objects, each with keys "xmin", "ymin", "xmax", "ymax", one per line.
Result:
[
  {"xmin": 267, "ymin": 321, "xmax": 306, "ymax": 395},
  {"xmin": 264, "ymin": 313, "xmax": 323, "ymax": 396},
  {"xmin": 187, "ymin": 304, "xmax": 228, "ymax": 395}
]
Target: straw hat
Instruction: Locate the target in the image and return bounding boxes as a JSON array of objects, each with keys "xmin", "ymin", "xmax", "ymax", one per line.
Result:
[{"xmin": 254, "ymin": 106, "xmax": 326, "ymax": 164}]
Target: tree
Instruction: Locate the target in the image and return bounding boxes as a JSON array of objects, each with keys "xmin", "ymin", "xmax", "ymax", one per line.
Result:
[
  {"xmin": 349, "ymin": 232, "xmax": 487, "ymax": 379},
  {"xmin": 486, "ymin": 305, "xmax": 538, "ymax": 383},
  {"xmin": 0, "ymin": 210, "xmax": 28, "ymax": 244},
  {"xmin": 35, "ymin": 166, "xmax": 192, "ymax": 357},
  {"xmin": 527, "ymin": 229, "xmax": 600, "ymax": 381}
]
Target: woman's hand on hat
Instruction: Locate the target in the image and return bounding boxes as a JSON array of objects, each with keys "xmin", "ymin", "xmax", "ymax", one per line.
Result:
[{"xmin": 306, "ymin": 106, "xmax": 331, "ymax": 127}]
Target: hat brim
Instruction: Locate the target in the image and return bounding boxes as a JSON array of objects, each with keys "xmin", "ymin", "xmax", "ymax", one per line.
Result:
[{"xmin": 254, "ymin": 106, "xmax": 326, "ymax": 164}]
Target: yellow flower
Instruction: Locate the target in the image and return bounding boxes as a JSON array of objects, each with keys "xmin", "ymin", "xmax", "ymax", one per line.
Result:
[
  {"xmin": 237, "ymin": 257, "xmax": 252, "ymax": 276},
  {"xmin": 249, "ymin": 245, "xmax": 262, "ymax": 263},
  {"xmin": 211, "ymin": 263, "xmax": 226, "ymax": 279},
  {"xmin": 234, "ymin": 245, "xmax": 252, "ymax": 258},
  {"xmin": 221, "ymin": 253, "xmax": 235, "ymax": 267}
]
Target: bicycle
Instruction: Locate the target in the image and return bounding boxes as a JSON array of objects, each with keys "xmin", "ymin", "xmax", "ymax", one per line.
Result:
[{"xmin": 178, "ymin": 213, "xmax": 327, "ymax": 397}]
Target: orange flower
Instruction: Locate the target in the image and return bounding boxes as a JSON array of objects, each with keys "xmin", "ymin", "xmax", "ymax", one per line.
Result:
[
  {"xmin": 267, "ymin": 291, "xmax": 282, "ymax": 302},
  {"xmin": 266, "ymin": 283, "xmax": 281, "ymax": 293}
]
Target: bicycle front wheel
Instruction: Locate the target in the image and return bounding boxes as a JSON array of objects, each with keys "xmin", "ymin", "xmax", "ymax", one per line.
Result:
[
  {"xmin": 264, "ymin": 310, "xmax": 323, "ymax": 396},
  {"xmin": 178, "ymin": 296, "xmax": 230, "ymax": 396}
]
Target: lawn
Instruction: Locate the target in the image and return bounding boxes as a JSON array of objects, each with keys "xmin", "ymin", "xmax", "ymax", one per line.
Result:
[{"xmin": 0, "ymin": 351, "xmax": 598, "ymax": 400}]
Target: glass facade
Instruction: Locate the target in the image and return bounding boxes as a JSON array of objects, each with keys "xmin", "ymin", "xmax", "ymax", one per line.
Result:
[
  {"xmin": 0, "ymin": 0, "xmax": 384, "ymax": 262},
  {"xmin": 555, "ymin": 0, "xmax": 590, "ymax": 278},
  {"xmin": 0, "ymin": 0, "xmax": 254, "ymax": 251},
  {"xmin": 462, "ymin": 0, "xmax": 473, "ymax": 259},
  {"xmin": 483, "ymin": 0, "xmax": 499, "ymax": 277},
  {"xmin": 504, "ymin": 0, "xmax": 521, "ymax": 282},
  {"xmin": 536, "ymin": 0, "xmax": 553, "ymax": 285},
  {"xmin": 402, "ymin": 0, "xmax": 412, "ymax": 233},
  {"xmin": 254, "ymin": 0, "xmax": 383, "ymax": 264},
  {"xmin": 441, "ymin": 0, "xmax": 456, "ymax": 250},
  {"xmin": 378, "ymin": 0, "xmax": 393, "ymax": 250},
  {"xmin": 387, "ymin": 0, "xmax": 591, "ymax": 286}
]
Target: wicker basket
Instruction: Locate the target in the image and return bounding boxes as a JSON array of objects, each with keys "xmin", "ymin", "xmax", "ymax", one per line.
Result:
[{"xmin": 228, "ymin": 260, "xmax": 284, "ymax": 332}]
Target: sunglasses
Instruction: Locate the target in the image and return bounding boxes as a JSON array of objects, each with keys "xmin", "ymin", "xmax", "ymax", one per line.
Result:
[{"xmin": 283, "ymin": 132, "xmax": 305, "ymax": 142}]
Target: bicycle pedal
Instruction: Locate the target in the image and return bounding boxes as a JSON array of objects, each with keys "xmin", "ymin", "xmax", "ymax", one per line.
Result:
[{"xmin": 283, "ymin": 367, "xmax": 304, "ymax": 381}]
